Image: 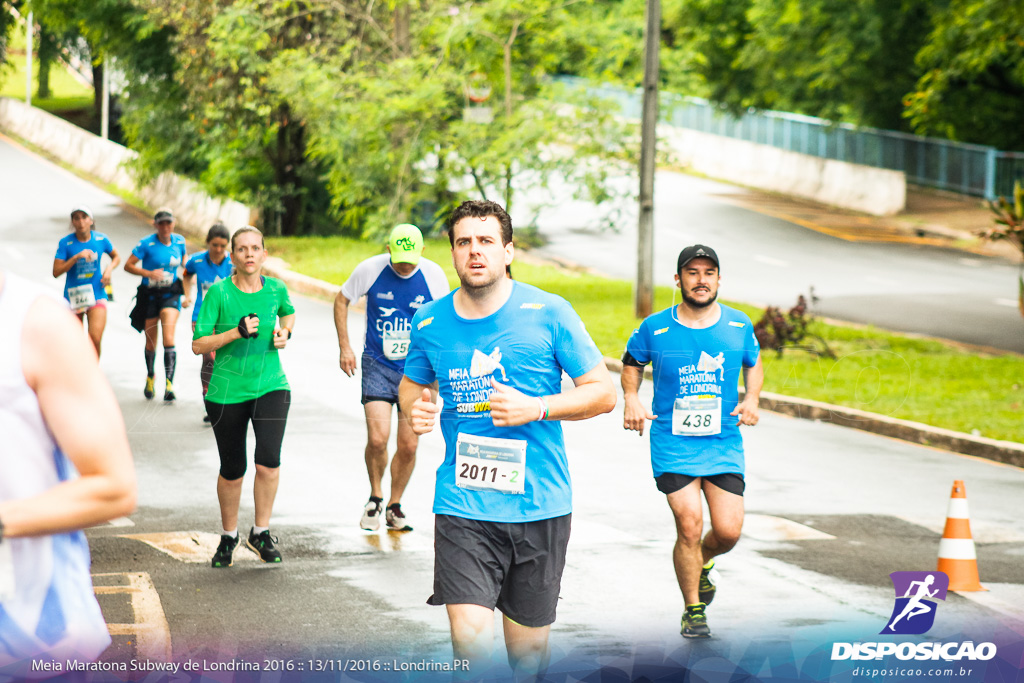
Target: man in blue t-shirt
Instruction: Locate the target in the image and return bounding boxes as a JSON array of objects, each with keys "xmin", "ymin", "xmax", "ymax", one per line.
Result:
[
  {"xmin": 334, "ymin": 224, "xmax": 450, "ymax": 532},
  {"xmin": 622, "ymin": 244, "xmax": 763, "ymax": 639},
  {"xmin": 400, "ymin": 200, "xmax": 616, "ymax": 678},
  {"xmin": 52, "ymin": 205, "xmax": 120, "ymax": 357}
]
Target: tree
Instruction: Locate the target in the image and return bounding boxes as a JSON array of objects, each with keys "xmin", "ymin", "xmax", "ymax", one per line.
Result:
[
  {"xmin": 904, "ymin": 0, "xmax": 1024, "ymax": 150},
  {"xmin": 665, "ymin": 0, "xmax": 939, "ymax": 131},
  {"xmin": 272, "ymin": 0, "xmax": 638, "ymax": 236}
]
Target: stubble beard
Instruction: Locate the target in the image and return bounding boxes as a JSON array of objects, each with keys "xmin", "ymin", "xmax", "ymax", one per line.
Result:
[{"xmin": 682, "ymin": 289, "xmax": 717, "ymax": 309}]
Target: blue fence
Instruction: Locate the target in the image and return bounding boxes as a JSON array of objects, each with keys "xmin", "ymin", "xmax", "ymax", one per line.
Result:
[{"xmin": 568, "ymin": 78, "xmax": 1024, "ymax": 200}]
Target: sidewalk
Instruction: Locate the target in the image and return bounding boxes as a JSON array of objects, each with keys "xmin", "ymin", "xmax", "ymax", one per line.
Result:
[{"xmin": 713, "ymin": 184, "xmax": 1021, "ymax": 261}]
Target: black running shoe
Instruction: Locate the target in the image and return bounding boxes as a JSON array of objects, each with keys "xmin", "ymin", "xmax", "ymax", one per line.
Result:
[
  {"xmin": 682, "ymin": 603, "xmax": 711, "ymax": 638},
  {"xmin": 247, "ymin": 527, "xmax": 282, "ymax": 563},
  {"xmin": 211, "ymin": 534, "xmax": 238, "ymax": 568},
  {"xmin": 699, "ymin": 562, "xmax": 717, "ymax": 606}
]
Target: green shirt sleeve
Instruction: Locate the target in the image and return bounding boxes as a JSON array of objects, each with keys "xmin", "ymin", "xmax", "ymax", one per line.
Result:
[
  {"xmin": 194, "ymin": 280, "xmax": 221, "ymax": 339},
  {"xmin": 274, "ymin": 278, "xmax": 295, "ymax": 317}
]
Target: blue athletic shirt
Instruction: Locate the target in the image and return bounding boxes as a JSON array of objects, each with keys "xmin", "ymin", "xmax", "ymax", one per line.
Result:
[
  {"xmin": 54, "ymin": 231, "xmax": 114, "ymax": 304},
  {"xmin": 340, "ymin": 254, "xmax": 450, "ymax": 373},
  {"xmin": 184, "ymin": 250, "xmax": 233, "ymax": 322},
  {"xmin": 625, "ymin": 303, "xmax": 760, "ymax": 478},
  {"xmin": 130, "ymin": 233, "xmax": 187, "ymax": 288},
  {"xmin": 404, "ymin": 282, "xmax": 603, "ymax": 523}
]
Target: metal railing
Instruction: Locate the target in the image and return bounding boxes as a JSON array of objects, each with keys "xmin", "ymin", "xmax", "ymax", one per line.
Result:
[{"xmin": 564, "ymin": 77, "xmax": 1024, "ymax": 200}]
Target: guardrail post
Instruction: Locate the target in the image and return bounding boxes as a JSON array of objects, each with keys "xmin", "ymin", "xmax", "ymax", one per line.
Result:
[{"xmin": 984, "ymin": 148, "xmax": 997, "ymax": 200}]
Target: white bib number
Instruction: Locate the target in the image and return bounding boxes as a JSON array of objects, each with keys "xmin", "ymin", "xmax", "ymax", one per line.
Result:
[
  {"xmin": 0, "ymin": 542, "xmax": 14, "ymax": 602},
  {"xmin": 68, "ymin": 284, "xmax": 96, "ymax": 312},
  {"xmin": 152, "ymin": 271, "xmax": 174, "ymax": 288},
  {"xmin": 672, "ymin": 396, "xmax": 722, "ymax": 436},
  {"xmin": 383, "ymin": 328, "xmax": 410, "ymax": 360},
  {"xmin": 455, "ymin": 433, "xmax": 527, "ymax": 495}
]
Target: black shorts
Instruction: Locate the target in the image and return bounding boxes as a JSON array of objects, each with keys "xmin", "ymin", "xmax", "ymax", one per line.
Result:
[
  {"xmin": 655, "ymin": 472, "xmax": 745, "ymax": 496},
  {"xmin": 141, "ymin": 286, "xmax": 182, "ymax": 319},
  {"xmin": 361, "ymin": 353, "xmax": 403, "ymax": 405},
  {"xmin": 205, "ymin": 390, "xmax": 291, "ymax": 480},
  {"xmin": 428, "ymin": 513, "xmax": 571, "ymax": 628}
]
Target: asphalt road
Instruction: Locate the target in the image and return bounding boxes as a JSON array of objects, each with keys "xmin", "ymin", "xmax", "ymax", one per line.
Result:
[
  {"xmin": 528, "ymin": 172, "xmax": 1024, "ymax": 353},
  {"xmin": 3, "ymin": 134, "xmax": 1024, "ymax": 682}
]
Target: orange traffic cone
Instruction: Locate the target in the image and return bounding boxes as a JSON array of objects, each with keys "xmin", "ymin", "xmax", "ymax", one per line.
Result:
[{"xmin": 936, "ymin": 480, "xmax": 985, "ymax": 591}]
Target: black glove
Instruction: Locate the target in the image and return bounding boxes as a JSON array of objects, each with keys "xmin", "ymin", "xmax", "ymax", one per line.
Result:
[{"xmin": 237, "ymin": 313, "xmax": 259, "ymax": 339}]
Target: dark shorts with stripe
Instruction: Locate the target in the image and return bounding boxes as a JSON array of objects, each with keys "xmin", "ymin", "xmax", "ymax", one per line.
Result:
[
  {"xmin": 427, "ymin": 513, "xmax": 572, "ymax": 628},
  {"xmin": 655, "ymin": 472, "xmax": 745, "ymax": 496}
]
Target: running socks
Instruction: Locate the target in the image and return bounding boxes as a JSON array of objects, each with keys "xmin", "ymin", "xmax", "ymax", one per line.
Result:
[
  {"xmin": 145, "ymin": 348, "xmax": 156, "ymax": 377},
  {"xmin": 164, "ymin": 347, "xmax": 177, "ymax": 382}
]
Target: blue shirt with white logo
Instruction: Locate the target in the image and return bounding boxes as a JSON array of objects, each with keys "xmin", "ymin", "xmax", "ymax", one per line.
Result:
[
  {"xmin": 625, "ymin": 304, "xmax": 760, "ymax": 478},
  {"xmin": 340, "ymin": 253, "xmax": 450, "ymax": 373},
  {"xmin": 184, "ymin": 250, "xmax": 234, "ymax": 322},
  {"xmin": 404, "ymin": 282, "xmax": 604, "ymax": 523},
  {"xmin": 54, "ymin": 231, "xmax": 114, "ymax": 303},
  {"xmin": 130, "ymin": 233, "xmax": 187, "ymax": 287}
]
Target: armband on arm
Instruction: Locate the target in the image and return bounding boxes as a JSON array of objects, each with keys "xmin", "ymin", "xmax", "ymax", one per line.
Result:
[{"xmin": 621, "ymin": 350, "xmax": 647, "ymax": 368}]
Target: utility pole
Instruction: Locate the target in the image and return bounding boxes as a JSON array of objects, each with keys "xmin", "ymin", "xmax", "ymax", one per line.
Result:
[
  {"xmin": 25, "ymin": 11, "xmax": 33, "ymax": 107},
  {"xmin": 101, "ymin": 60, "xmax": 110, "ymax": 140},
  {"xmin": 635, "ymin": 0, "xmax": 660, "ymax": 319}
]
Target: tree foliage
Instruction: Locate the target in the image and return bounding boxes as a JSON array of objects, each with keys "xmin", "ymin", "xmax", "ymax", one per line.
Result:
[
  {"xmin": 665, "ymin": 0, "xmax": 939, "ymax": 131},
  {"xmin": 904, "ymin": 0, "xmax": 1024, "ymax": 150}
]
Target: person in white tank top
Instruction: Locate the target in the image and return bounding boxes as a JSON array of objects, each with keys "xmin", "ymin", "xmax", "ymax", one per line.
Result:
[{"xmin": 0, "ymin": 269, "xmax": 136, "ymax": 676}]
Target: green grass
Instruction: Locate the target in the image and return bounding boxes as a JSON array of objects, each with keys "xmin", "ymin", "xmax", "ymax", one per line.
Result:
[
  {"xmin": 267, "ymin": 235, "xmax": 1024, "ymax": 443},
  {"xmin": 1, "ymin": 44, "xmax": 94, "ymax": 109}
]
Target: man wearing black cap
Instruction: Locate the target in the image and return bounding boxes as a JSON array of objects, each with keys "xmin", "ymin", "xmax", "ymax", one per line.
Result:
[{"xmin": 621, "ymin": 244, "xmax": 763, "ymax": 638}]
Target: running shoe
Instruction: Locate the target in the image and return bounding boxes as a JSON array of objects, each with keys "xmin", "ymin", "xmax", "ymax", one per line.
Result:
[
  {"xmin": 681, "ymin": 603, "xmax": 711, "ymax": 638},
  {"xmin": 163, "ymin": 379, "xmax": 176, "ymax": 402},
  {"xmin": 360, "ymin": 498, "xmax": 383, "ymax": 531},
  {"xmin": 699, "ymin": 562, "xmax": 718, "ymax": 606},
  {"xmin": 144, "ymin": 376, "xmax": 155, "ymax": 400},
  {"xmin": 211, "ymin": 534, "xmax": 238, "ymax": 568},
  {"xmin": 386, "ymin": 504, "xmax": 413, "ymax": 531},
  {"xmin": 246, "ymin": 527, "xmax": 282, "ymax": 563},
  {"xmin": 202, "ymin": 414, "xmax": 211, "ymax": 423}
]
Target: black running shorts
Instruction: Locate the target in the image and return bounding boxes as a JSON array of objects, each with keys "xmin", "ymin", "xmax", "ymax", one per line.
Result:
[
  {"xmin": 427, "ymin": 513, "xmax": 571, "ymax": 628},
  {"xmin": 655, "ymin": 472, "xmax": 745, "ymax": 496}
]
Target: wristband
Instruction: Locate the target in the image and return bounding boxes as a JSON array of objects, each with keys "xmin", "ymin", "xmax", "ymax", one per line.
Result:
[
  {"xmin": 536, "ymin": 396, "xmax": 549, "ymax": 422},
  {"xmin": 237, "ymin": 313, "xmax": 259, "ymax": 339}
]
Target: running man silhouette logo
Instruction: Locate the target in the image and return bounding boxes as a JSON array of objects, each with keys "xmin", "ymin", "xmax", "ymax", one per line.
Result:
[
  {"xmin": 882, "ymin": 571, "xmax": 949, "ymax": 635},
  {"xmin": 697, "ymin": 351, "xmax": 726, "ymax": 381},
  {"xmin": 470, "ymin": 347, "xmax": 508, "ymax": 381}
]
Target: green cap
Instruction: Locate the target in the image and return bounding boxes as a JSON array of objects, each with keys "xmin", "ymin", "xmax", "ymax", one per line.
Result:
[{"xmin": 388, "ymin": 223, "xmax": 423, "ymax": 265}]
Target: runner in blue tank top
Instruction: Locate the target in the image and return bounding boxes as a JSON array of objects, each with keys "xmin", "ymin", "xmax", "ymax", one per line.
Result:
[
  {"xmin": 124, "ymin": 208, "xmax": 188, "ymax": 402},
  {"xmin": 400, "ymin": 200, "xmax": 616, "ymax": 678},
  {"xmin": 622, "ymin": 244, "xmax": 763, "ymax": 639},
  {"xmin": 183, "ymin": 223, "xmax": 233, "ymax": 419},
  {"xmin": 334, "ymin": 224, "xmax": 450, "ymax": 532},
  {"xmin": 52, "ymin": 205, "xmax": 120, "ymax": 357}
]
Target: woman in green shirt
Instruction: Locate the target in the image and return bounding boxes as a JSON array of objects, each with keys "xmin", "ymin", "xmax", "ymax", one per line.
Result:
[{"xmin": 192, "ymin": 226, "xmax": 296, "ymax": 567}]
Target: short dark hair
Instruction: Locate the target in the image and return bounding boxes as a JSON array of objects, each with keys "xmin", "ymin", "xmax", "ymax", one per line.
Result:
[
  {"xmin": 447, "ymin": 200, "xmax": 513, "ymax": 246},
  {"xmin": 207, "ymin": 223, "xmax": 230, "ymax": 244}
]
